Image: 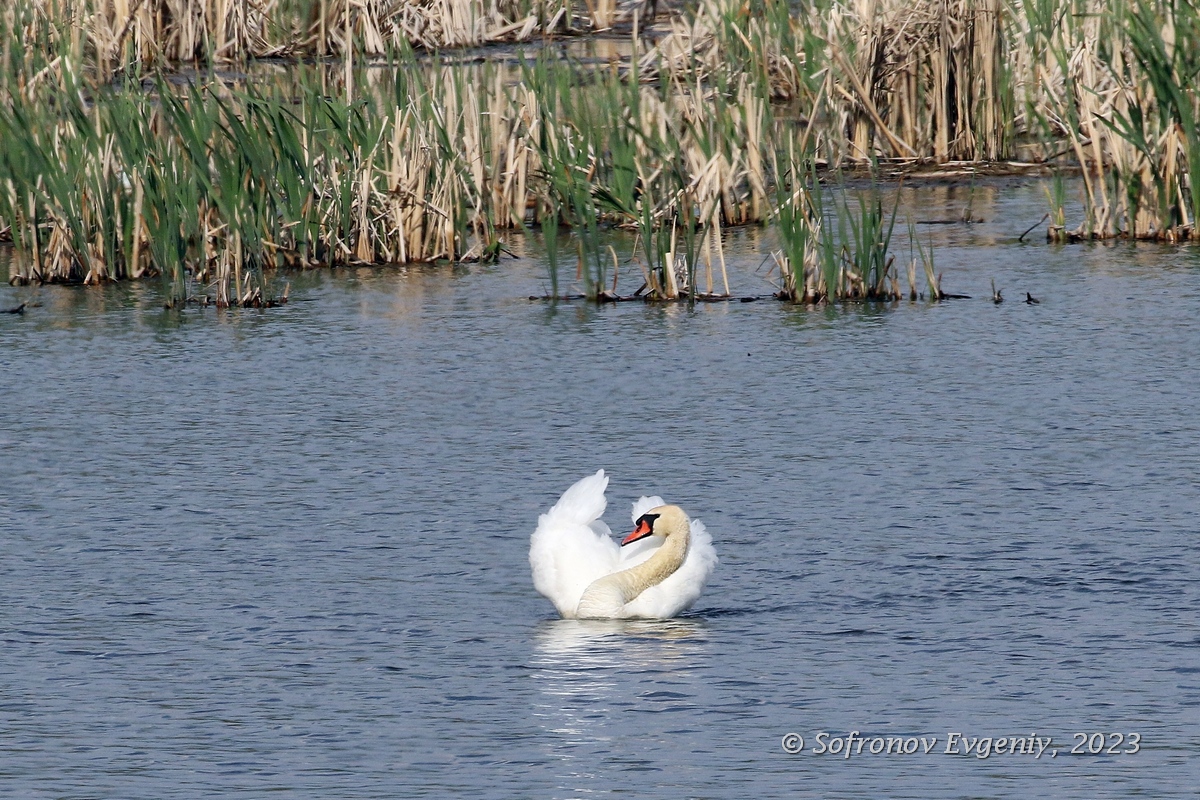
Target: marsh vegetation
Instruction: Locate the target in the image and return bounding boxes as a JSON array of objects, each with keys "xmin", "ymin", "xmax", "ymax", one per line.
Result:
[{"xmin": 2, "ymin": 0, "xmax": 1199, "ymax": 306}]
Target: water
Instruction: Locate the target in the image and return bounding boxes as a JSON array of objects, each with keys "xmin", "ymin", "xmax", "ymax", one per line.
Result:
[{"xmin": 1, "ymin": 182, "xmax": 1197, "ymax": 798}]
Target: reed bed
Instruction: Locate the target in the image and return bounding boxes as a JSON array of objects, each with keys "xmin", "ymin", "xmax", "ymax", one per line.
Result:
[
  {"xmin": 648, "ymin": 0, "xmax": 1200, "ymax": 240},
  {"xmin": 2, "ymin": 0, "xmax": 792, "ymax": 304},
  {"xmin": 640, "ymin": 0, "xmax": 1013, "ymax": 164},
  {"xmin": 13, "ymin": 0, "xmax": 610, "ymax": 81},
  {"xmin": 1013, "ymin": 0, "xmax": 1200, "ymax": 240},
  {"xmin": 0, "ymin": 47, "xmax": 780, "ymax": 303},
  {"xmin": 4, "ymin": 0, "xmax": 1200, "ymax": 308}
]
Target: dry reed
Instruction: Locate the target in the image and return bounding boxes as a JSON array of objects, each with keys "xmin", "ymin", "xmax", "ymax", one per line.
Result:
[{"xmin": 16, "ymin": 0, "xmax": 625, "ymax": 81}]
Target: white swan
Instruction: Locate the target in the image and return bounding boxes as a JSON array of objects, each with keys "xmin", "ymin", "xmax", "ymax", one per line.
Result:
[{"xmin": 529, "ymin": 470, "xmax": 718, "ymax": 619}]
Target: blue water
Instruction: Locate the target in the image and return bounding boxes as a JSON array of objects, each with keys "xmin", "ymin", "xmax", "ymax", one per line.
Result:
[{"xmin": 1, "ymin": 182, "xmax": 1197, "ymax": 798}]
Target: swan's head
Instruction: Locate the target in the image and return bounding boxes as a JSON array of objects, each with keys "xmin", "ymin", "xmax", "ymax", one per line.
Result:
[{"xmin": 622, "ymin": 504, "xmax": 688, "ymax": 546}]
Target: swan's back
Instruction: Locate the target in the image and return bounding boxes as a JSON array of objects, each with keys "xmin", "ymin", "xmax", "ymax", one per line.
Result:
[{"xmin": 529, "ymin": 470, "xmax": 620, "ymax": 618}]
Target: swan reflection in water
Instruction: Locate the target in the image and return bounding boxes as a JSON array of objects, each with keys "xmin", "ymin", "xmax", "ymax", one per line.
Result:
[{"xmin": 530, "ymin": 617, "xmax": 709, "ymax": 789}]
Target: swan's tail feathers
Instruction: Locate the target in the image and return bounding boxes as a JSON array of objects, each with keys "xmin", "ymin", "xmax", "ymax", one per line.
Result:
[
  {"xmin": 548, "ymin": 469, "xmax": 609, "ymax": 526},
  {"xmin": 631, "ymin": 495, "xmax": 665, "ymax": 520},
  {"xmin": 530, "ymin": 471, "xmax": 621, "ymax": 618}
]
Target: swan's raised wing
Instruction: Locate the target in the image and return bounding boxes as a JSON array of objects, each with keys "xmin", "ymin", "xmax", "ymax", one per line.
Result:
[
  {"xmin": 530, "ymin": 470, "xmax": 621, "ymax": 618},
  {"xmin": 621, "ymin": 516, "xmax": 717, "ymax": 619},
  {"xmin": 631, "ymin": 495, "xmax": 665, "ymax": 520}
]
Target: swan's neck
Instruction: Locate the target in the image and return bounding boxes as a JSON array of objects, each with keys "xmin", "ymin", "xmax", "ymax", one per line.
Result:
[
  {"xmin": 576, "ymin": 523, "xmax": 690, "ymax": 618},
  {"xmin": 618, "ymin": 529, "xmax": 690, "ymax": 600}
]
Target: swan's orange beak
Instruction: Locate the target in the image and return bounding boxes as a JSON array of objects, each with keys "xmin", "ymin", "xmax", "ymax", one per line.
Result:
[{"xmin": 621, "ymin": 518, "xmax": 654, "ymax": 546}]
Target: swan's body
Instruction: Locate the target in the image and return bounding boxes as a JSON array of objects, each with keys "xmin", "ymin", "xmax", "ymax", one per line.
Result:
[{"xmin": 529, "ymin": 470, "xmax": 718, "ymax": 619}]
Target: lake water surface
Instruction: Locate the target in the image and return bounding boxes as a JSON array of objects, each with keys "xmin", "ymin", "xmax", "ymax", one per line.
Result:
[{"xmin": 1, "ymin": 182, "xmax": 1197, "ymax": 798}]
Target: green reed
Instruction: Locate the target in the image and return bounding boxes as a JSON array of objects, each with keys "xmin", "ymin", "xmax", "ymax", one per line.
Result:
[{"xmin": 840, "ymin": 183, "xmax": 902, "ymax": 299}]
